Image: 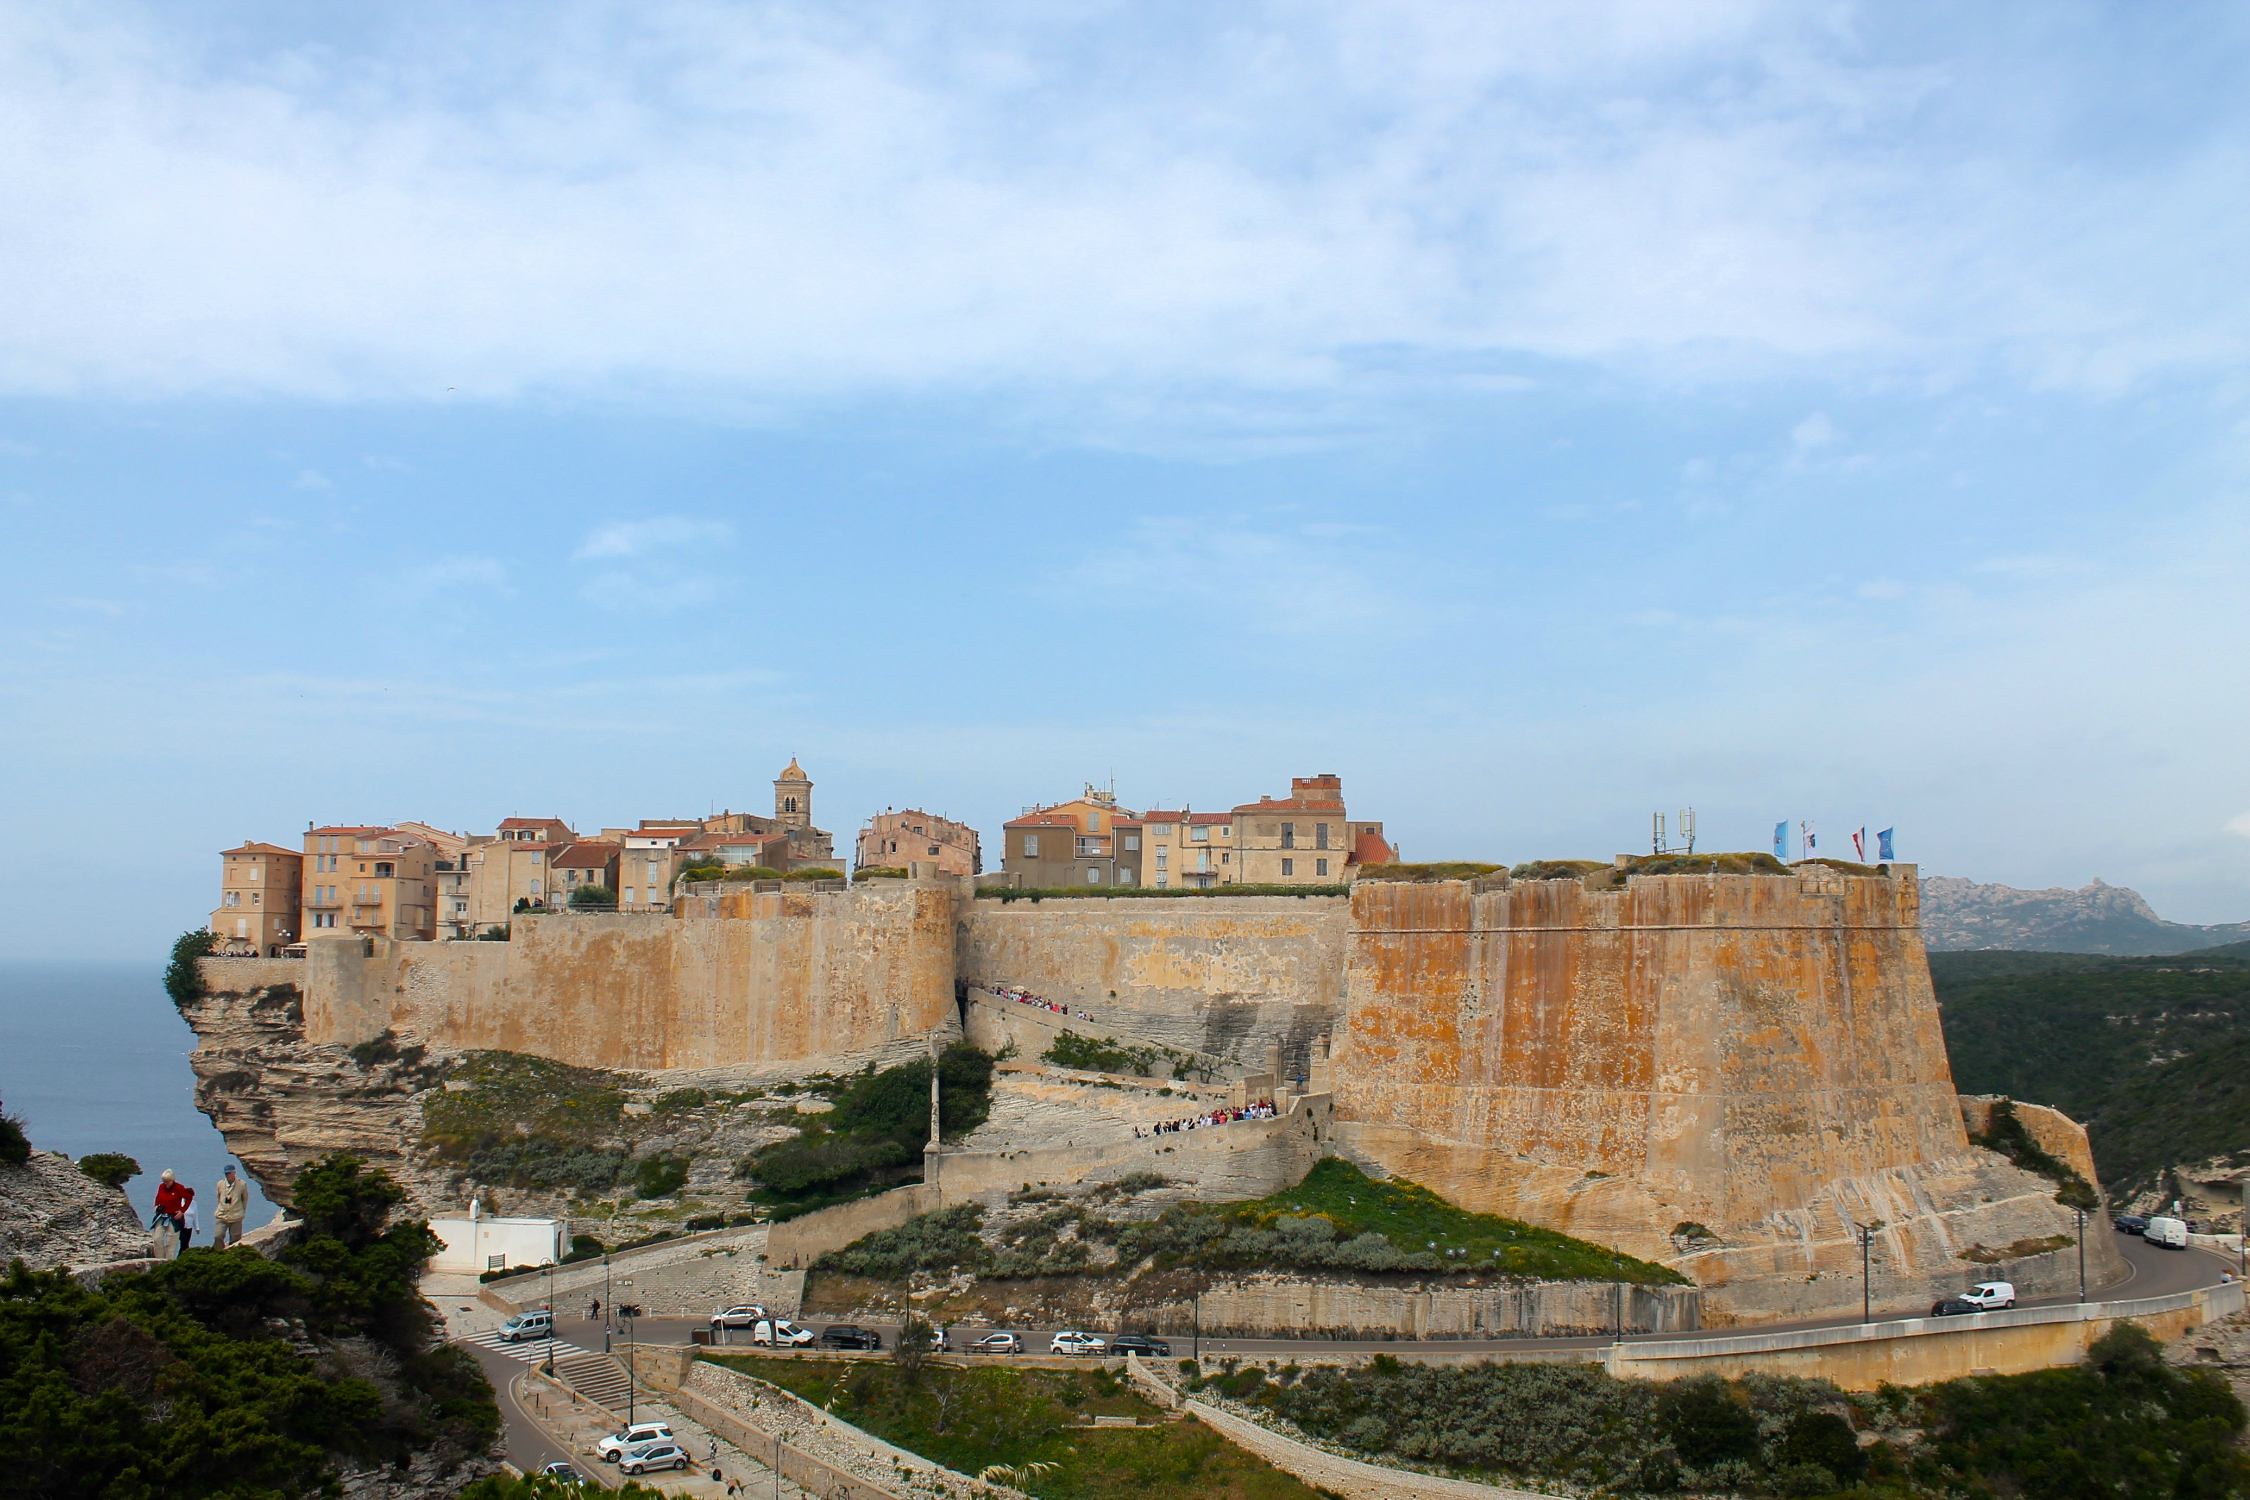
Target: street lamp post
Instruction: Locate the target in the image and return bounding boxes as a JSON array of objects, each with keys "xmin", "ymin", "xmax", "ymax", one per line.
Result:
[
  {"xmin": 622, "ymin": 1312, "xmax": 636, "ymax": 1425},
  {"xmin": 1859, "ymin": 1224, "xmax": 1872, "ymax": 1324},
  {"xmin": 2076, "ymin": 1207, "xmax": 2086, "ymax": 1303},
  {"xmin": 543, "ymin": 1262, "xmax": 556, "ymax": 1377},
  {"xmin": 604, "ymin": 1255, "xmax": 612, "ymax": 1354}
]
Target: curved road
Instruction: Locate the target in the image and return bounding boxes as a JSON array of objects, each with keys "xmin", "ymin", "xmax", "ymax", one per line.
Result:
[{"xmin": 471, "ymin": 1229, "xmax": 2239, "ymax": 1470}]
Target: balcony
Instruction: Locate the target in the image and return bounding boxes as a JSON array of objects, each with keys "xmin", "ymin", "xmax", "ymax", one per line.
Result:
[{"xmin": 1075, "ymin": 839, "xmax": 1111, "ymax": 858}]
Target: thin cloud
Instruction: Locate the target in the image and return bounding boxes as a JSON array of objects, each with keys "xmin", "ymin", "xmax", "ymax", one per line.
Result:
[{"xmin": 574, "ymin": 517, "xmax": 733, "ymax": 560}]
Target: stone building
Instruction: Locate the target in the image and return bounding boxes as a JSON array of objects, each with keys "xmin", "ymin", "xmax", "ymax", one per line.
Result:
[
  {"xmin": 856, "ymin": 808, "xmax": 981, "ymax": 876},
  {"xmin": 211, "ymin": 841, "xmax": 304, "ymax": 954},
  {"xmin": 301, "ymin": 826, "xmax": 437, "ymax": 941},
  {"xmin": 1002, "ymin": 785, "xmax": 1132, "ymax": 887},
  {"xmin": 1231, "ymin": 774, "xmax": 1389, "ymax": 885}
]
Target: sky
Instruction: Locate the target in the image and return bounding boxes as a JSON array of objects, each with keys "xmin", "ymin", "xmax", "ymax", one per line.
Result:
[{"xmin": 1, "ymin": 0, "xmax": 2247, "ymax": 960}]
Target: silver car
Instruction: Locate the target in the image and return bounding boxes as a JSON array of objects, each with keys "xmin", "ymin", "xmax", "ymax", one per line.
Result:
[{"xmin": 619, "ymin": 1440, "xmax": 691, "ymax": 1477}]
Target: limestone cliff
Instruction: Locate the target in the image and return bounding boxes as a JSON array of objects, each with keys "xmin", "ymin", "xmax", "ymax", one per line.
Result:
[
  {"xmin": 1920, "ymin": 875, "xmax": 2250, "ymax": 955},
  {"xmin": 0, "ymin": 1150, "xmax": 150, "ymax": 1269}
]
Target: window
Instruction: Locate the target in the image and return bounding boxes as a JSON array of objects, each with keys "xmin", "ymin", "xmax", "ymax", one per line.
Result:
[
  {"xmin": 784, "ymin": 797, "xmax": 797, "ymax": 813},
  {"xmin": 1191, "ymin": 825, "xmax": 1208, "ymax": 842},
  {"xmin": 1156, "ymin": 873, "xmax": 1168, "ymax": 887},
  {"xmin": 1316, "ymin": 823, "xmax": 1330, "ymax": 850},
  {"xmin": 374, "ymin": 862, "xmax": 394, "ymax": 877},
  {"xmin": 251, "ymin": 892, "xmax": 260, "ymax": 905},
  {"xmin": 647, "ymin": 887, "xmax": 659, "ymax": 903},
  {"xmin": 1198, "ymin": 849, "xmax": 1211, "ymax": 873},
  {"xmin": 250, "ymin": 865, "xmax": 262, "ymax": 881},
  {"xmin": 1085, "ymin": 813, "xmax": 1098, "ymax": 832},
  {"xmin": 1220, "ymin": 826, "xmax": 1230, "ymax": 838},
  {"xmin": 1282, "ymin": 858, "xmax": 1295, "ymax": 876},
  {"xmin": 1123, "ymin": 834, "xmax": 1139, "ymax": 851},
  {"xmin": 928, "ymin": 845, "xmax": 940, "ymax": 856},
  {"xmin": 1281, "ymin": 823, "xmax": 1296, "ymax": 848},
  {"xmin": 1316, "ymin": 858, "xmax": 1329, "ymax": 877},
  {"xmin": 1222, "ymin": 851, "xmax": 1229, "ymax": 864},
  {"xmin": 1023, "ymin": 835, "xmax": 1040, "ymax": 857},
  {"xmin": 223, "ymin": 891, "xmax": 240, "ymax": 907},
  {"xmin": 1155, "ymin": 848, "xmax": 1168, "ymax": 868},
  {"xmin": 1086, "ymin": 868, "xmax": 1102, "ymax": 884}
]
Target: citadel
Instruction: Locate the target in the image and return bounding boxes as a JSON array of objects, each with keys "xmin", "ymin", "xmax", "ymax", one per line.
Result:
[{"xmin": 185, "ymin": 763, "xmax": 2117, "ymax": 1333}]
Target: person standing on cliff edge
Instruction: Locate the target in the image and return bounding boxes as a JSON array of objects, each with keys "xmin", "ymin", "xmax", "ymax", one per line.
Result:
[
  {"xmin": 152, "ymin": 1169, "xmax": 191, "ymax": 1259},
  {"xmin": 213, "ymin": 1165, "xmax": 249, "ymax": 1249}
]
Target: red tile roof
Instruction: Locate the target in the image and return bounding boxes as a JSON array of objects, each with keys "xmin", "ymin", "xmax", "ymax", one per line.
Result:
[
  {"xmin": 498, "ymin": 817, "xmax": 574, "ymax": 832},
  {"xmin": 227, "ymin": 842, "xmax": 302, "ymax": 857},
  {"xmin": 1004, "ymin": 814, "xmax": 1079, "ymax": 828},
  {"xmin": 551, "ymin": 843, "xmax": 622, "ymax": 868},
  {"xmin": 1231, "ymin": 797, "xmax": 1345, "ymax": 813},
  {"xmin": 1350, "ymin": 830, "xmax": 1396, "ymax": 865},
  {"xmin": 1188, "ymin": 812, "xmax": 1233, "ymax": 825},
  {"xmin": 309, "ymin": 825, "xmax": 390, "ymax": 837}
]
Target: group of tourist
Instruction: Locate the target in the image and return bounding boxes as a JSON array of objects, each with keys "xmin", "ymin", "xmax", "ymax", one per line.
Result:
[
  {"xmin": 981, "ymin": 982, "xmax": 1093, "ymax": 1022},
  {"xmin": 1133, "ymin": 1100, "xmax": 1276, "ymax": 1138},
  {"xmin": 149, "ymin": 1163, "xmax": 251, "ymax": 1259}
]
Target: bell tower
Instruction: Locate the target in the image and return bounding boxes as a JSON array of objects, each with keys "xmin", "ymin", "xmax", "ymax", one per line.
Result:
[{"xmin": 775, "ymin": 758, "xmax": 812, "ymax": 831}]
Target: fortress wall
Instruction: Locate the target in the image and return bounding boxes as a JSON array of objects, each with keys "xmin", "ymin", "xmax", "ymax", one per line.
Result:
[
  {"xmin": 288, "ymin": 883, "xmax": 956, "ymax": 1072},
  {"xmin": 957, "ymin": 895, "xmax": 1351, "ymax": 1073}
]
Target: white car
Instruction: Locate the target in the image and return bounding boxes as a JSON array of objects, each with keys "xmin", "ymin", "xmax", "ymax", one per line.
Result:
[
  {"xmin": 1050, "ymin": 1330, "xmax": 1108, "ymax": 1356},
  {"xmin": 1959, "ymin": 1280, "xmax": 2017, "ymax": 1310},
  {"xmin": 753, "ymin": 1318, "xmax": 817, "ymax": 1347},
  {"xmin": 595, "ymin": 1422, "xmax": 675, "ymax": 1461},
  {"xmin": 968, "ymin": 1331, "xmax": 1022, "ymax": 1355},
  {"xmin": 496, "ymin": 1310, "xmax": 553, "ymax": 1343},
  {"xmin": 618, "ymin": 1441, "xmax": 691, "ymax": 1477},
  {"xmin": 711, "ymin": 1304, "xmax": 771, "ymax": 1329}
]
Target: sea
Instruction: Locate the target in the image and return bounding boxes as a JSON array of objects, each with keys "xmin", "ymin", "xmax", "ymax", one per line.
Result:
[{"xmin": 0, "ymin": 961, "xmax": 276, "ymax": 1231}]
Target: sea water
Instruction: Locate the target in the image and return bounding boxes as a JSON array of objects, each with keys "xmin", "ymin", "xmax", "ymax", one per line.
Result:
[{"xmin": 0, "ymin": 961, "xmax": 276, "ymax": 1231}]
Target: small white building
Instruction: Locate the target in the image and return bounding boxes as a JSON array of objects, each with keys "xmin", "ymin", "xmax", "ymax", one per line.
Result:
[{"xmin": 428, "ymin": 1200, "xmax": 565, "ymax": 1275}]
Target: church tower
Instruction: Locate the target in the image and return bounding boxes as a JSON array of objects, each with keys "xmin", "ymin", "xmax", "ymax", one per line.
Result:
[{"xmin": 775, "ymin": 758, "xmax": 812, "ymax": 831}]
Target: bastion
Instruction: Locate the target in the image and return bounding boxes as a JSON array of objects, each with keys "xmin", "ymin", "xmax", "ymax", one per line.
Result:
[{"xmin": 189, "ymin": 864, "xmax": 2120, "ymax": 1323}]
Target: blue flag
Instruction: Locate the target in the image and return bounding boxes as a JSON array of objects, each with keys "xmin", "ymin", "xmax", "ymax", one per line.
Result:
[
  {"xmin": 1774, "ymin": 822, "xmax": 1787, "ymax": 858},
  {"xmin": 1878, "ymin": 828, "xmax": 1894, "ymax": 861}
]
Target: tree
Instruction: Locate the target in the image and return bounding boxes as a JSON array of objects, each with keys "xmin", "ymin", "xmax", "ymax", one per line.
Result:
[
  {"xmin": 569, "ymin": 883, "xmax": 618, "ymax": 908},
  {"xmin": 164, "ymin": 928, "xmax": 218, "ymax": 1008},
  {"xmin": 893, "ymin": 1315, "xmax": 936, "ymax": 1386},
  {"xmin": 0, "ymin": 1095, "xmax": 28, "ymax": 1164}
]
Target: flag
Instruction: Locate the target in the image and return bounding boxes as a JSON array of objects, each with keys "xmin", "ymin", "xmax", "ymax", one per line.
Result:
[
  {"xmin": 1807, "ymin": 830, "xmax": 1816, "ymax": 850},
  {"xmin": 1774, "ymin": 822, "xmax": 1787, "ymax": 858},
  {"xmin": 1852, "ymin": 828, "xmax": 1866, "ymax": 861},
  {"xmin": 1878, "ymin": 828, "xmax": 1894, "ymax": 861}
]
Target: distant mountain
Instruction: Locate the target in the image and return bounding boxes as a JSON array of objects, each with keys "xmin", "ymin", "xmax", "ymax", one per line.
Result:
[{"xmin": 1920, "ymin": 875, "xmax": 2250, "ymax": 955}]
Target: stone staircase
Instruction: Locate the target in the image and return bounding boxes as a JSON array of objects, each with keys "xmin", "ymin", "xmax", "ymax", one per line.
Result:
[{"xmin": 554, "ymin": 1351, "xmax": 632, "ymax": 1414}]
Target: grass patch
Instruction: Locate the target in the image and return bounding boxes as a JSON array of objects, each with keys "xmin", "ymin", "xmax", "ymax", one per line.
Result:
[
  {"xmin": 1965, "ymin": 1099, "xmax": 2100, "ymax": 1209},
  {"xmin": 1042, "ymin": 1030, "xmax": 1202, "ymax": 1081},
  {"xmin": 1354, "ymin": 862, "xmax": 1506, "ymax": 883},
  {"xmin": 815, "ymin": 1157, "xmax": 1687, "ymax": 1286},
  {"xmin": 1509, "ymin": 860, "xmax": 1608, "ymax": 881},
  {"xmin": 700, "ymin": 1354, "xmax": 1327, "ymax": 1500},
  {"xmin": 1624, "ymin": 851, "xmax": 1794, "ymax": 878},
  {"xmin": 980, "ymin": 885, "xmax": 1349, "ymax": 902}
]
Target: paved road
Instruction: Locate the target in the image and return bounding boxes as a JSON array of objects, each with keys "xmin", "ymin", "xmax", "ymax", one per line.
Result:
[
  {"xmin": 459, "ymin": 1338, "xmax": 585, "ymax": 1481},
  {"xmin": 532, "ymin": 1227, "xmax": 2238, "ymax": 1364}
]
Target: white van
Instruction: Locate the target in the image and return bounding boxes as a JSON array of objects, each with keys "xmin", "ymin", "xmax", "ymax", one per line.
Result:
[
  {"xmin": 2145, "ymin": 1216, "xmax": 2190, "ymax": 1249},
  {"xmin": 1959, "ymin": 1280, "xmax": 2016, "ymax": 1310},
  {"xmin": 753, "ymin": 1318, "xmax": 817, "ymax": 1347}
]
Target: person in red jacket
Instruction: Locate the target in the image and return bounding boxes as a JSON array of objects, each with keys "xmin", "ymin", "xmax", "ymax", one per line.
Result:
[{"xmin": 153, "ymin": 1170, "xmax": 194, "ymax": 1258}]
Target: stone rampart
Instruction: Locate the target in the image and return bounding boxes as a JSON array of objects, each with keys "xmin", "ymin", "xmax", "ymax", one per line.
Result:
[
  {"xmin": 1168, "ymin": 1274, "xmax": 1700, "ymax": 1341},
  {"xmin": 958, "ymin": 894, "xmax": 1350, "ymax": 1073},
  {"xmin": 275, "ymin": 881, "xmax": 956, "ymax": 1072}
]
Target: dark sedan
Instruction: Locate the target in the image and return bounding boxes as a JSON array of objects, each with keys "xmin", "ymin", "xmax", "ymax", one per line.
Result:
[
  {"xmin": 1929, "ymin": 1298, "xmax": 1983, "ymax": 1317},
  {"xmin": 1110, "ymin": 1334, "xmax": 1172, "ymax": 1357},
  {"xmin": 819, "ymin": 1324, "xmax": 884, "ymax": 1349},
  {"xmin": 2114, "ymin": 1215, "xmax": 2149, "ymax": 1235}
]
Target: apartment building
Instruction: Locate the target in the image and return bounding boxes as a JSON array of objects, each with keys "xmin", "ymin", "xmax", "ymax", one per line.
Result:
[
  {"xmin": 1001, "ymin": 785, "xmax": 1132, "ymax": 887},
  {"xmin": 456, "ymin": 817, "xmax": 577, "ymax": 929},
  {"xmin": 1136, "ymin": 811, "xmax": 1236, "ymax": 888},
  {"xmin": 620, "ymin": 826, "xmax": 690, "ymax": 910},
  {"xmin": 856, "ymin": 808, "xmax": 981, "ymax": 876},
  {"xmin": 301, "ymin": 826, "xmax": 438, "ymax": 941},
  {"xmin": 211, "ymin": 841, "xmax": 304, "ymax": 953},
  {"xmin": 551, "ymin": 842, "xmax": 622, "ymax": 903},
  {"xmin": 1230, "ymin": 774, "xmax": 1390, "ymax": 885}
]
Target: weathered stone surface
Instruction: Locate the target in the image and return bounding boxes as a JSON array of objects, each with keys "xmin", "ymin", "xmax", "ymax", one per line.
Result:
[{"xmin": 0, "ymin": 1150, "xmax": 150, "ymax": 1269}]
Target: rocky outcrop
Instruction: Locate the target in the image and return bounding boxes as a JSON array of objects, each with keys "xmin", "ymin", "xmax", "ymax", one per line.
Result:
[
  {"xmin": 1920, "ymin": 876, "xmax": 2250, "ymax": 955},
  {"xmin": 0, "ymin": 1150, "xmax": 150, "ymax": 1269}
]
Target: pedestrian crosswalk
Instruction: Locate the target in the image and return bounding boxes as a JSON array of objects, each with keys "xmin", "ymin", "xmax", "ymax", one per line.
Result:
[{"xmin": 455, "ymin": 1328, "xmax": 594, "ymax": 1365}]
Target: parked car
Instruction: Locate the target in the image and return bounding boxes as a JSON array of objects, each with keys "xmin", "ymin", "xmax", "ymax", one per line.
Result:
[
  {"xmin": 497, "ymin": 1310, "xmax": 553, "ymax": 1343},
  {"xmin": 536, "ymin": 1462, "xmax": 585, "ymax": 1482},
  {"xmin": 820, "ymin": 1324, "xmax": 884, "ymax": 1350},
  {"xmin": 1930, "ymin": 1298, "xmax": 1982, "ymax": 1316},
  {"xmin": 968, "ymin": 1331, "xmax": 1023, "ymax": 1355},
  {"xmin": 1958, "ymin": 1281, "xmax": 2016, "ymax": 1310},
  {"xmin": 1110, "ymin": 1334, "xmax": 1172, "ymax": 1357},
  {"xmin": 595, "ymin": 1422, "xmax": 675, "ymax": 1461},
  {"xmin": 711, "ymin": 1304, "xmax": 771, "ymax": 1330},
  {"xmin": 2114, "ymin": 1215, "xmax": 2149, "ymax": 1235},
  {"xmin": 2145, "ymin": 1216, "xmax": 2191, "ymax": 1249},
  {"xmin": 1050, "ymin": 1330, "xmax": 1108, "ymax": 1356},
  {"xmin": 618, "ymin": 1441, "xmax": 691, "ymax": 1477},
  {"xmin": 752, "ymin": 1319, "xmax": 817, "ymax": 1347}
]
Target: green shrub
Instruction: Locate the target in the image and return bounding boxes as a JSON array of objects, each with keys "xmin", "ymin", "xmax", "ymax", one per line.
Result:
[
  {"xmin": 475, "ymin": 923, "xmax": 511, "ymax": 941},
  {"xmin": 817, "ymin": 1204, "xmax": 988, "ymax": 1279},
  {"xmin": 568, "ymin": 883, "xmax": 618, "ymax": 908},
  {"xmin": 655, "ymin": 1087, "xmax": 709, "ymax": 1113},
  {"xmin": 77, "ymin": 1153, "xmax": 141, "ymax": 1189},
  {"xmin": 163, "ymin": 928, "xmax": 218, "ymax": 1009},
  {"xmin": 742, "ymin": 1045, "xmax": 995, "ymax": 1204},
  {"xmin": 1509, "ymin": 860, "xmax": 1608, "ymax": 882},
  {"xmin": 562, "ymin": 1233, "xmax": 605, "ymax": 1264},
  {"xmin": 1625, "ymin": 852, "xmax": 1793, "ymax": 878},
  {"xmin": 1042, "ymin": 1029, "xmax": 1200, "ymax": 1080},
  {"xmin": 781, "ymin": 868, "xmax": 844, "ymax": 882},
  {"xmin": 1968, "ymin": 1098, "xmax": 2102, "ymax": 1209},
  {"xmin": 980, "ymin": 883, "xmax": 1349, "ymax": 902},
  {"xmin": 633, "ymin": 1153, "xmax": 691, "ymax": 1199},
  {"xmin": 0, "ymin": 1102, "xmax": 29, "ymax": 1165},
  {"xmin": 728, "ymin": 865, "xmax": 784, "ymax": 880},
  {"xmin": 855, "ymin": 866, "xmax": 911, "ymax": 881}
]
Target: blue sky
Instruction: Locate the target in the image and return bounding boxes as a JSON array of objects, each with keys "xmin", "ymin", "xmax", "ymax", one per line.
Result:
[{"xmin": 2, "ymin": 1, "xmax": 2247, "ymax": 959}]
